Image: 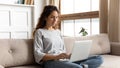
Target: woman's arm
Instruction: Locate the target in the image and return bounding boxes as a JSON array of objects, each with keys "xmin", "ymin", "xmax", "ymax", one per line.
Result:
[{"xmin": 34, "ymin": 30, "xmax": 46, "ymax": 63}]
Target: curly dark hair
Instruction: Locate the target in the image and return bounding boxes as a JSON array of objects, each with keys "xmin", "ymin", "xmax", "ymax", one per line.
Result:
[{"xmin": 33, "ymin": 5, "xmax": 60, "ymax": 36}]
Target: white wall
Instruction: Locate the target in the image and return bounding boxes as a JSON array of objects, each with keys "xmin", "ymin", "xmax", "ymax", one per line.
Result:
[
  {"xmin": 0, "ymin": 0, "xmax": 18, "ymax": 4},
  {"xmin": 0, "ymin": 4, "xmax": 33, "ymax": 39},
  {"xmin": 34, "ymin": 0, "xmax": 45, "ymax": 28}
]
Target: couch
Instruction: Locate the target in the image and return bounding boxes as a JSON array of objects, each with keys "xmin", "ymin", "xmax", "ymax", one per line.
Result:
[{"xmin": 0, "ymin": 34, "xmax": 120, "ymax": 68}]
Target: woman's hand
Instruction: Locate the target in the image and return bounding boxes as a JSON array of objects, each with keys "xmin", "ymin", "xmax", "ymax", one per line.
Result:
[
  {"xmin": 67, "ymin": 53, "xmax": 71, "ymax": 59},
  {"xmin": 42, "ymin": 53, "xmax": 71, "ymax": 61},
  {"xmin": 55, "ymin": 53, "xmax": 70, "ymax": 60}
]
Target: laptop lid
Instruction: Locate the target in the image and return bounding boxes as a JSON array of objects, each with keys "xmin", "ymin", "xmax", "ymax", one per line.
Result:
[{"xmin": 69, "ymin": 40, "xmax": 92, "ymax": 62}]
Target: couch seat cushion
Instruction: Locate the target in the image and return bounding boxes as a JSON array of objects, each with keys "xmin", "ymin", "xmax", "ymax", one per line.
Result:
[
  {"xmin": 0, "ymin": 65, "xmax": 4, "ymax": 68},
  {"xmin": 7, "ymin": 65, "xmax": 42, "ymax": 68},
  {"xmin": 100, "ymin": 55, "xmax": 120, "ymax": 68}
]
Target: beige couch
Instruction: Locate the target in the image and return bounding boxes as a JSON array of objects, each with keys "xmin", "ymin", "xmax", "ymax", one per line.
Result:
[{"xmin": 0, "ymin": 34, "xmax": 120, "ymax": 68}]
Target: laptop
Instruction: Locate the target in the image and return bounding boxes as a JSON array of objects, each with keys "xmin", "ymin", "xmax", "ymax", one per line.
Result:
[{"xmin": 69, "ymin": 40, "xmax": 92, "ymax": 62}]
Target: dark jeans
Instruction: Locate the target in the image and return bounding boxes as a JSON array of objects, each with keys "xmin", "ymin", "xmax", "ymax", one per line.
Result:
[{"xmin": 43, "ymin": 55, "xmax": 103, "ymax": 68}]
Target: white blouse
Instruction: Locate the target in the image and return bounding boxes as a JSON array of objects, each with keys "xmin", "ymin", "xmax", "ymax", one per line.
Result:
[{"xmin": 34, "ymin": 29, "xmax": 66, "ymax": 63}]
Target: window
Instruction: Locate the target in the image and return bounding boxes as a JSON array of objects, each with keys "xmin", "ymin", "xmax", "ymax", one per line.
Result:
[{"xmin": 60, "ymin": 0, "xmax": 99, "ymax": 37}]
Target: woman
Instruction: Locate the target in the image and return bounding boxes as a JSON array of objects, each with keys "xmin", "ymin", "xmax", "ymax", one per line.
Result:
[{"xmin": 33, "ymin": 5, "xmax": 103, "ymax": 68}]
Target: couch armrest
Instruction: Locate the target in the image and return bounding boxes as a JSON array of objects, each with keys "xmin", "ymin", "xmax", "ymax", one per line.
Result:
[
  {"xmin": 110, "ymin": 42, "xmax": 120, "ymax": 56},
  {"xmin": 0, "ymin": 65, "xmax": 4, "ymax": 68}
]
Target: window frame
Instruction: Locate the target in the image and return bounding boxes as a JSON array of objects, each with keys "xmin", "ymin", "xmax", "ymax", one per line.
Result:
[{"xmin": 60, "ymin": 11, "xmax": 99, "ymax": 20}]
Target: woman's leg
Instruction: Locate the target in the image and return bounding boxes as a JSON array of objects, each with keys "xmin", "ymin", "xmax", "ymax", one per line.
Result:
[
  {"xmin": 43, "ymin": 60, "xmax": 83, "ymax": 68},
  {"xmin": 74, "ymin": 55, "xmax": 103, "ymax": 68}
]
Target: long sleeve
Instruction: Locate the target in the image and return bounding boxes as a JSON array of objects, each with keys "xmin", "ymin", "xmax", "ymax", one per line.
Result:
[{"xmin": 34, "ymin": 30, "xmax": 46, "ymax": 63}]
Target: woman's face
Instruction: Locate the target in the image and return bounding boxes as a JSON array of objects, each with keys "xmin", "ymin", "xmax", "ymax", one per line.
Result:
[{"xmin": 46, "ymin": 11, "xmax": 59, "ymax": 27}]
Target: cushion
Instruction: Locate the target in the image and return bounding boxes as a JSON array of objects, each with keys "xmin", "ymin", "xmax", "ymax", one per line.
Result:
[
  {"xmin": 63, "ymin": 33, "xmax": 110, "ymax": 55},
  {"xmin": 7, "ymin": 65, "xmax": 42, "ymax": 68},
  {"xmin": 0, "ymin": 39, "xmax": 35, "ymax": 67},
  {"xmin": 0, "ymin": 65, "xmax": 4, "ymax": 68},
  {"xmin": 100, "ymin": 55, "xmax": 120, "ymax": 68}
]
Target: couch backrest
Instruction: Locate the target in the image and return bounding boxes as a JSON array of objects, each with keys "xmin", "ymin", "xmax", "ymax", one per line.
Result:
[
  {"xmin": 0, "ymin": 34, "xmax": 110, "ymax": 67},
  {"xmin": 64, "ymin": 34, "xmax": 110, "ymax": 55},
  {"xmin": 0, "ymin": 39, "xmax": 35, "ymax": 67}
]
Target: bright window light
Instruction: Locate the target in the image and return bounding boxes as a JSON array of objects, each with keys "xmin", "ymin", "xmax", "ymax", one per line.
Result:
[{"xmin": 61, "ymin": 0, "xmax": 99, "ymax": 37}]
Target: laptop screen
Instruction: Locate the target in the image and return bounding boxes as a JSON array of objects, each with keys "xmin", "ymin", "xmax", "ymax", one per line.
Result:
[{"xmin": 70, "ymin": 40, "xmax": 92, "ymax": 62}]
